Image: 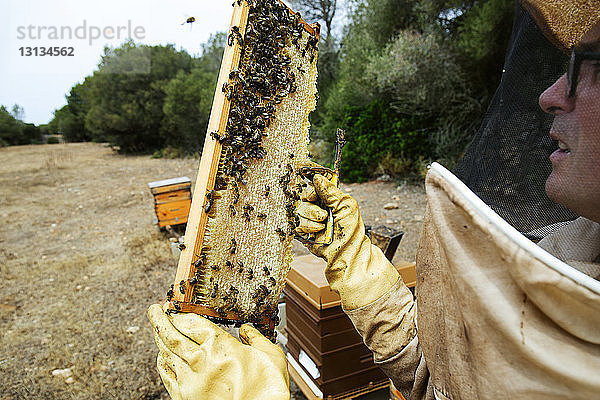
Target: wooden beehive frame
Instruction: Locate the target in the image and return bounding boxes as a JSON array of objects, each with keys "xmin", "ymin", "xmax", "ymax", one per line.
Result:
[{"xmin": 168, "ymin": 0, "xmax": 320, "ymax": 334}]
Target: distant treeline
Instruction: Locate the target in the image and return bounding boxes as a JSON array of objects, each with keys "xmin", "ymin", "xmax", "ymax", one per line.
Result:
[
  {"xmin": 0, "ymin": 105, "xmax": 44, "ymax": 146},
  {"xmin": 11, "ymin": 0, "xmax": 516, "ymax": 181}
]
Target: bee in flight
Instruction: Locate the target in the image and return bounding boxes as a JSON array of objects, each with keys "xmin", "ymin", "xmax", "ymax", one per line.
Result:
[{"xmin": 181, "ymin": 16, "xmax": 196, "ymax": 31}]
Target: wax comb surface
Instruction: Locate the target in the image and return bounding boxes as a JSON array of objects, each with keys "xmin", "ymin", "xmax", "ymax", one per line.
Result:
[{"xmin": 168, "ymin": 0, "xmax": 319, "ymax": 338}]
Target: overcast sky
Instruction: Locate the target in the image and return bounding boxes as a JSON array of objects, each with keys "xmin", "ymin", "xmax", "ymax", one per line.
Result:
[{"xmin": 0, "ymin": 0, "xmax": 233, "ymax": 125}]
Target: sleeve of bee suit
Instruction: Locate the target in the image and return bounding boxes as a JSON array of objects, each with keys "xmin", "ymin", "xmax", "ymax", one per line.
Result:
[
  {"xmin": 295, "ymin": 172, "xmax": 433, "ymax": 399},
  {"xmin": 343, "ymin": 280, "xmax": 435, "ymax": 400}
]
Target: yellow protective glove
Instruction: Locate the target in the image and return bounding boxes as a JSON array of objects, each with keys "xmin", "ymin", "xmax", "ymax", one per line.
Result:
[
  {"xmin": 147, "ymin": 303, "xmax": 290, "ymax": 400},
  {"xmin": 296, "ymin": 174, "xmax": 400, "ymax": 310}
]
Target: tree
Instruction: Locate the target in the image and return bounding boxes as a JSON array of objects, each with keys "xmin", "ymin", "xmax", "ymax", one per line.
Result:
[
  {"xmin": 159, "ymin": 33, "xmax": 225, "ymax": 155},
  {"xmin": 11, "ymin": 104, "xmax": 24, "ymax": 121},
  {"xmin": 316, "ymin": 0, "xmax": 515, "ymax": 181},
  {"xmin": 195, "ymin": 32, "xmax": 226, "ymax": 76},
  {"xmin": 50, "ymin": 80, "xmax": 92, "ymax": 142},
  {"xmin": 452, "ymin": 0, "xmax": 514, "ymax": 99},
  {"xmin": 289, "ymin": 0, "xmax": 338, "ymax": 45},
  {"xmin": 84, "ymin": 41, "xmax": 193, "ymax": 153},
  {"xmin": 0, "ymin": 106, "xmax": 24, "ymax": 146},
  {"xmin": 22, "ymin": 123, "xmax": 42, "ymax": 144},
  {"xmin": 47, "ymin": 35, "xmax": 225, "ymax": 154},
  {"xmin": 161, "ymin": 68, "xmax": 217, "ymax": 153}
]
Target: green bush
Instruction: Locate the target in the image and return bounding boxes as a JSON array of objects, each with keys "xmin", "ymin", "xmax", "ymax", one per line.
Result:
[
  {"xmin": 151, "ymin": 146, "xmax": 189, "ymax": 159},
  {"xmin": 375, "ymin": 152, "xmax": 413, "ymax": 177},
  {"xmin": 339, "ymin": 99, "xmax": 429, "ymax": 182},
  {"xmin": 46, "ymin": 136, "xmax": 60, "ymax": 144},
  {"xmin": 366, "ymin": 30, "xmax": 481, "ymax": 160}
]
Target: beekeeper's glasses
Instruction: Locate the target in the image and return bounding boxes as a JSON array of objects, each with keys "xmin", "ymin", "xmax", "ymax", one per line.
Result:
[{"xmin": 567, "ymin": 45, "xmax": 600, "ymax": 97}]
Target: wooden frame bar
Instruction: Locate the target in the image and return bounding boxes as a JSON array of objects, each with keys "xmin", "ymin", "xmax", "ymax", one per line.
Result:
[{"xmin": 170, "ymin": 2, "xmax": 250, "ymax": 307}]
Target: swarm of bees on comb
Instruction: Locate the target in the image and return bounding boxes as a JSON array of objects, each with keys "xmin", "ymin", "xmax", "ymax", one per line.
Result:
[{"xmin": 167, "ymin": 0, "xmax": 319, "ymax": 340}]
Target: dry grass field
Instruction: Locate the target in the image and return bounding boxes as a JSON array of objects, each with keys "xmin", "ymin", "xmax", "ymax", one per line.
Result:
[{"xmin": 0, "ymin": 143, "xmax": 425, "ymax": 399}]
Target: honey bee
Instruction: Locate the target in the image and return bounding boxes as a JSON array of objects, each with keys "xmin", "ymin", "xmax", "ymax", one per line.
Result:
[
  {"xmin": 228, "ymin": 26, "xmax": 244, "ymax": 46},
  {"xmin": 275, "ymin": 228, "xmax": 286, "ymax": 242},
  {"xmin": 180, "ymin": 16, "xmax": 196, "ymax": 32},
  {"xmin": 210, "ymin": 283, "xmax": 219, "ymax": 299},
  {"xmin": 192, "ymin": 253, "xmax": 206, "ymax": 269}
]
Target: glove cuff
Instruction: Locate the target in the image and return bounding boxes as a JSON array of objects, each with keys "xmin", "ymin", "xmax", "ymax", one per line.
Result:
[
  {"xmin": 344, "ymin": 278, "xmax": 416, "ymax": 361},
  {"xmin": 337, "ymin": 242, "xmax": 401, "ymax": 310}
]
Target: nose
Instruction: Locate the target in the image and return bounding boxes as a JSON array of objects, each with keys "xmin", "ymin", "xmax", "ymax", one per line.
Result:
[{"xmin": 539, "ymin": 73, "xmax": 576, "ymax": 115}]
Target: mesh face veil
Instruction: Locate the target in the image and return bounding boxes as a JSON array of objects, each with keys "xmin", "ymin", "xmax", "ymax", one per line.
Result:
[
  {"xmin": 455, "ymin": 2, "xmax": 600, "ymax": 241},
  {"xmin": 567, "ymin": 45, "xmax": 600, "ymax": 98}
]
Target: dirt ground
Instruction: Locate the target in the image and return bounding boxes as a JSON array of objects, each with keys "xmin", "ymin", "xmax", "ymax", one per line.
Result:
[{"xmin": 0, "ymin": 143, "xmax": 425, "ymax": 399}]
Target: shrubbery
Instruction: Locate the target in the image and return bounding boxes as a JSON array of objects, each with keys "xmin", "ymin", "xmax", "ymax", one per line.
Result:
[
  {"xmin": 314, "ymin": 0, "xmax": 514, "ymax": 181},
  {"xmin": 338, "ymin": 100, "xmax": 428, "ymax": 182},
  {"xmin": 0, "ymin": 106, "xmax": 42, "ymax": 146}
]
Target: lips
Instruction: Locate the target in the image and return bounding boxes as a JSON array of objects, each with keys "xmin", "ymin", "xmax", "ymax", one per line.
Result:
[
  {"xmin": 557, "ymin": 140, "xmax": 570, "ymax": 153},
  {"xmin": 550, "ymin": 131, "xmax": 570, "ymax": 153},
  {"xmin": 549, "ymin": 131, "xmax": 571, "ymax": 164}
]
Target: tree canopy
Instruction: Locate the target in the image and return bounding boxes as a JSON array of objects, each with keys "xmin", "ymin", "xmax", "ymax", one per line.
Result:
[
  {"xmin": 47, "ymin": 36, "xmax": 224, "ymax": 155},
  {"xmin": 0, "ymin": 0, "xmax": 517, "ymax": 182},
  {"xmin": 0, "ymin": 105, "xmax": 42, "ymax": 146}
]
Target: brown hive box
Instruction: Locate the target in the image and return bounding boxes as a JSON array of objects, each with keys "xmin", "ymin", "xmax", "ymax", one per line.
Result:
[
  {"xmin": 148, "ymin": 177, "xmax": 192, "ymax": 228},
  {"xmin": 284, "ymin": 254, "xmax": 416, "ymax": 399}
]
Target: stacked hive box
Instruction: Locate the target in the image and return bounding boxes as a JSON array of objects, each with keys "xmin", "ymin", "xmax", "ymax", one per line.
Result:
[
  {"xmin": 285, "ymin": 254, "xmax": 416, "ymax": 399},
  {"xmin": 148, "ymin": 177, "xmax": 192, "ymax": 228}
]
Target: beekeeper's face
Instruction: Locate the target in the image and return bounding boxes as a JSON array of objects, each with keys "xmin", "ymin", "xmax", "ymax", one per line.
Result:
[{"xmin": 539, "ymin": 23, "xmax": 600, "ymax": 223}]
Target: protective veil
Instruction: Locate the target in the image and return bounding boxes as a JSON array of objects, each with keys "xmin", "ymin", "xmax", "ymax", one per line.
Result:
[{"xmin": 454, "ymin": 0, "xmax": 600, "ymax": 234}]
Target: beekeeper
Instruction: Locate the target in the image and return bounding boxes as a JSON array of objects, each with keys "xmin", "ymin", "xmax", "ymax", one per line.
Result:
[{"xmin": 147, "ymin": 3, "xmax": 600, "ymax": 400}]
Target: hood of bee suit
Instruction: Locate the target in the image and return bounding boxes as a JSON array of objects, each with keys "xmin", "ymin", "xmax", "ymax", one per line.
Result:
[
  {"xmin": 521, "ymin": 0, "xmax": 600, "ymax": 51},
  {"xmin": 415, "ymin": 163, "xmax": 600, "ymax": 399}
]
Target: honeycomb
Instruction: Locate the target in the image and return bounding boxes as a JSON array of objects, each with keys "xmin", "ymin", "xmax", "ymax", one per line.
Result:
[{"xmin": 169, "ymin": 0, "xmax": 319, "ymax": 336}]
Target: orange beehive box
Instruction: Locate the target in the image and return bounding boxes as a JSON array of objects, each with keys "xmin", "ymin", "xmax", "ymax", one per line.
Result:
[{"xmin": 148, "ymin": 177, "xmax": 192, "ymax": 228}]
